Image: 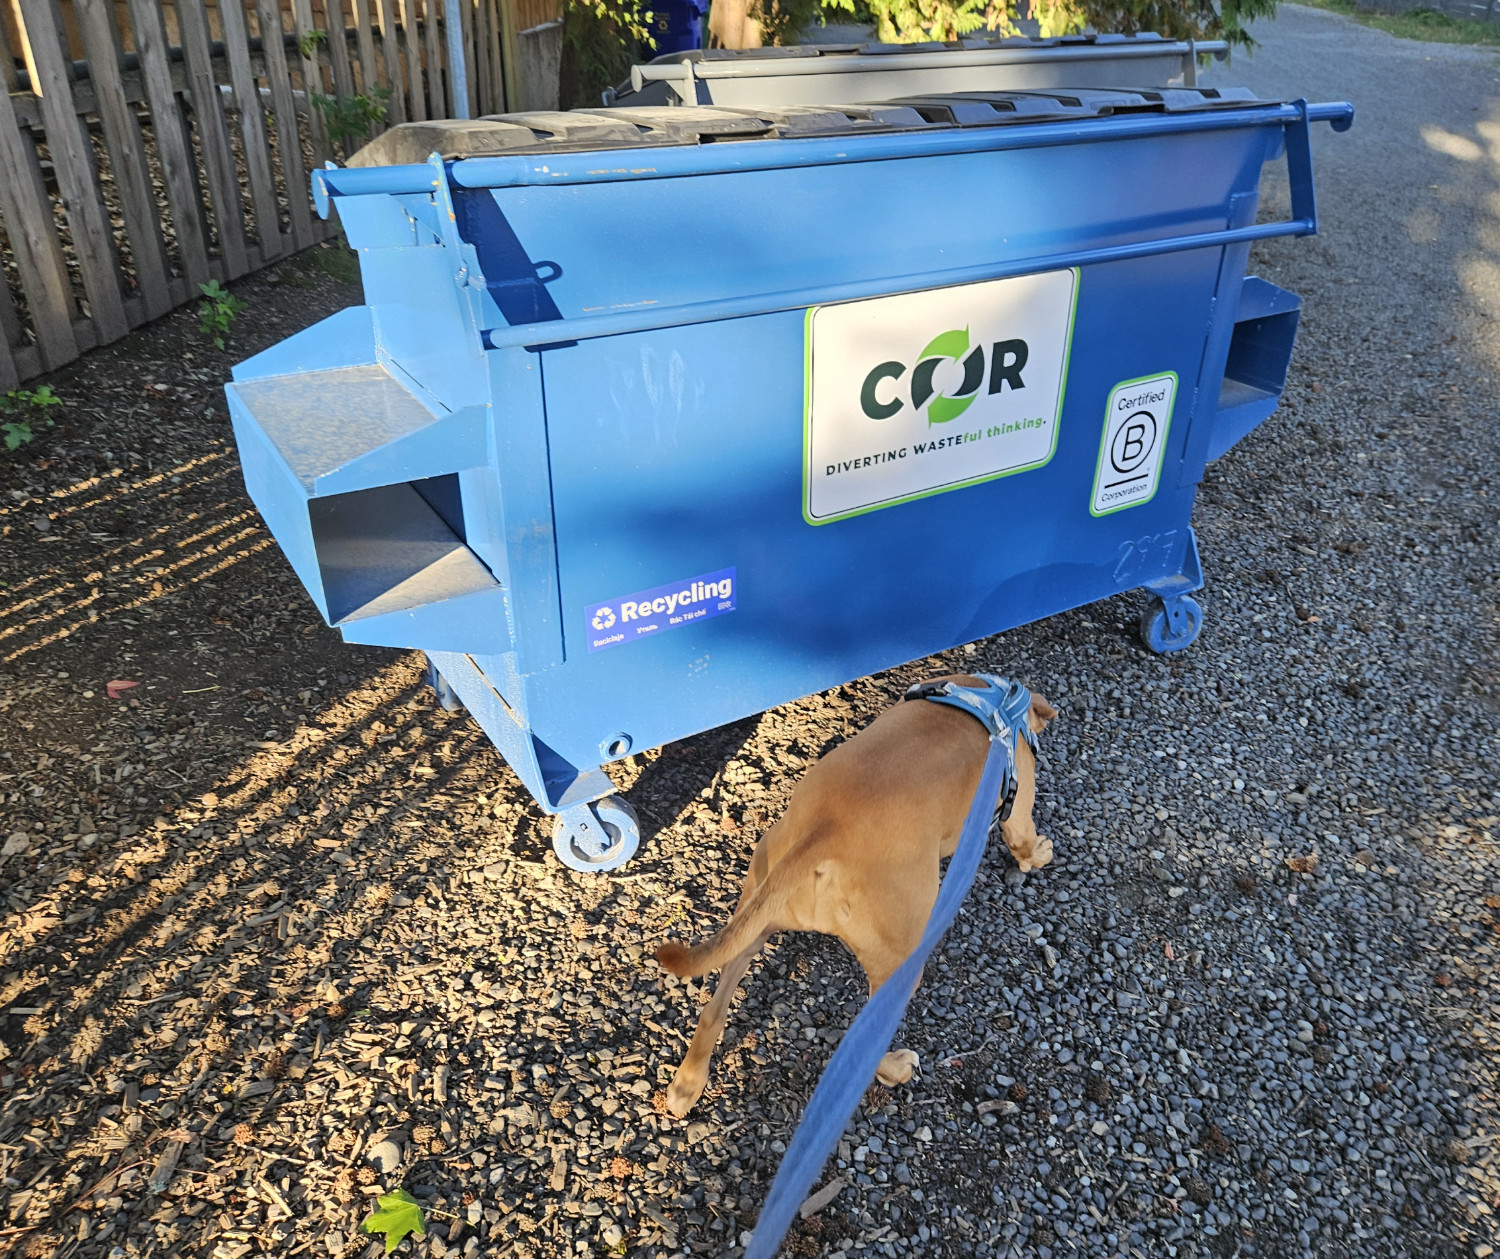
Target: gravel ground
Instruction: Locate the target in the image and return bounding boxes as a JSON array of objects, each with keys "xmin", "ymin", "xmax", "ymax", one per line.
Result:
[{"xmin": 2, "ymin": 7, "xmax": 1499, "ymax": 1258}]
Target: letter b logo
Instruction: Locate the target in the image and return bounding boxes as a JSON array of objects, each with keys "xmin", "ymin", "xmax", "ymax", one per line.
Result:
[{"xmin": 1110, "ymin": 411, "xmax": 1156, "ymax": 474}]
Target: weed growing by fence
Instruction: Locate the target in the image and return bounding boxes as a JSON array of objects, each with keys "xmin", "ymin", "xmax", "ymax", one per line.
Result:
[
  {"xmin": 1, "ymin": 386, "xmax": 61, "ymax": 451},
  {"xmin": 298, "ymin": 27, "xmax": 329, "ymax": 58},
  {"xmin": 198, "ymin": 281, "xmax": 249, "ymax": 350},
  {"xmin": 313, "ymin": 88, "xmax": 395, "ymax": 151}
]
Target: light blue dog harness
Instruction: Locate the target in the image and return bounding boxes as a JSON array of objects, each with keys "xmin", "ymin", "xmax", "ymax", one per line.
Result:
[
  {"xmin": 744, "ymin": 673, "xmax": 1039, "ymax": 1259},
  {"xmin": 903, "ymin": 673, "xmax": 1037, "ymax": 821}
]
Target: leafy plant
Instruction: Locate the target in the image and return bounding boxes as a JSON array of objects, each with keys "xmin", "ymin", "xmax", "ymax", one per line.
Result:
[
  {"xmin": 808, "ymin": 0, "xmax": 1274, "ymax": 51},
  {"xmin": 298, "ymin": 27, "xmax": 328, "ymax": 58},
  {"xmin": 1, "ymin": 385, "xmax": 61, "ymax": 451},
  {"xmin": 752, "ymin": 0, "xmax": 827, "ymax": 46},
  {"xmin": 312, "ymin": 87, "xmax": 394, "ymax": 148},
  {"xmin": 560, "ymin": 0, "xmax": 652, "ymax": 109},
  {"xmin": 361, "ymin": 1189, "xmax": 429, "ymax": 1254},
  {"xmin": 198, "ymin": 280, "xmax": 248, "ymax": 350}
]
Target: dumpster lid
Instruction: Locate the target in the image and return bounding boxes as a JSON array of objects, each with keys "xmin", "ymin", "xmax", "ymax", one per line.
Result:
[
  {"xmin": 347, "ymin": 86, "xmax": 1263, "ymax": 166},
  {"xmin": 642, "ymin": 30, "xmax": 1191, "ymax": 66}
]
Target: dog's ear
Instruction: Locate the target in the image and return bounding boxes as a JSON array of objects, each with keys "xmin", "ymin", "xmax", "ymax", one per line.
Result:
[{"xmin": 1028, "ymin": 693, "xmax": 1058, "ymax": 733}]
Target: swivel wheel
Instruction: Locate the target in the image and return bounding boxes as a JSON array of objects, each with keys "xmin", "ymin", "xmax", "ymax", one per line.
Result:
[
  {"xmin": 1140, "ymin": 594, "xmax": 1203, "ymax": 655},
  {"xmin": 552, "ymin": 795, "xmax": 640, "ymax": 872}
]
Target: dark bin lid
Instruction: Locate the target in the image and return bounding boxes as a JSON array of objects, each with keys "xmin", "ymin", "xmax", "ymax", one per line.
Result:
[
  {"xmin": 346, "ymin": 86, "xmax": 1261, "ymax": 166},
  {"xmin": 639, "ymin": 30, "xmax": 1177, "ymax": 64}
]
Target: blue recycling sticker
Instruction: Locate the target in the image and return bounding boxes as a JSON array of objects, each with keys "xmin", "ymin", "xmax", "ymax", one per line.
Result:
[{"xmin": 585, "ymin": 567, "xmax": 737, "ymax": 653}]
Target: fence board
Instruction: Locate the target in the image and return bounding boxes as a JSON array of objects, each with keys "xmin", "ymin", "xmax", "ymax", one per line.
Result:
[
  {"xmin": 0, "ymin": 280, "xmax": 22, "ymax": 390},
  {"xmin": 472, "ymin": 0, "xmax": 494, "ymax": 112},
  {"xmin": 70, "ymin": 0, "xmax": 172, "ymax": 321},
  {"xmin": 218, "ymin": 0, "xmax": 286, "ymax": 260},
  {"xmin": 291, "ymin": 0, "xmax": 332, "ymax": 162},
  {"xmin": 400, "ymin": 0, "xmax": 426, "ymax": 120},
  {"xmin": 256, "ymin": 0, "xmax": 317, "ymax": 248},
  {"xmin": 325, "ymin": 0, "xmax": 356, "ymax": 101},
  {"xmin": 374, "ymin": 0, "xmax": 408, "ymax": 123},
  {"xmin": 0, "ymin": 7, "xmax": 19, "ymax": 93},
  {"xmin": 126, "ymin": 0, "xmax": 213, "ymax": 290},
  {"xmin": 177, "ymin": 0, "xmax": 252, "ymax": 277},
  {"xmin": 0, "ymin": 88, "xmax": 77, "ymax": 369},
  {"xmin": 496, "ymin": 0, "xmax": 521, "ymax": 115},
  {"xmin": 19, "ymin": 0, "xmax": 129, "ymax": 342},
  {"xmin": 351, "ymin": 0, "xmax": 379, "ymax": 94},
  {"xmin": 422, "ymin": 0, "xmax": 444, "ymax": 116}
]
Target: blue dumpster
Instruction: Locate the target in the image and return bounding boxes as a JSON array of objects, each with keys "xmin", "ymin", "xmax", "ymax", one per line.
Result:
[
  {"xmin": 225, "ymin": 89, "xmax": 1351, "ymax": 869},
  {"xmin": 609, "ymin": 33, "xmax": 1229, "ymax": 109}
]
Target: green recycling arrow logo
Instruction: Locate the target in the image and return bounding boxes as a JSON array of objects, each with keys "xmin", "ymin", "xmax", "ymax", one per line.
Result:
[{"xmin": 912, "ymin": 328, "xmax": 986, "ymax": 425}]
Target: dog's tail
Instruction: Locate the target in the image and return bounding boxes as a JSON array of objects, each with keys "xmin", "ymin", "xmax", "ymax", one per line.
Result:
[{"xmin": 656, "ymin": 842, "xmax": 821, "ymax": 977}]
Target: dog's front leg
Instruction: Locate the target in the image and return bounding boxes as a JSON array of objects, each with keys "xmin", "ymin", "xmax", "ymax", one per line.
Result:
[
  {"xmin": 999, "ymin": 742, "xmax": 1052, "ymax": 872},
  {"xmin": 665, "ymin": 929, "xmax": 772, "ymax": 1118}
]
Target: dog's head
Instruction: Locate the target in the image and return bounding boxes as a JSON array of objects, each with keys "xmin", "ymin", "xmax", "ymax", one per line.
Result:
[{"xmin": 1027, "ymin": 692, "xmax": 1058, "ymax": 737}]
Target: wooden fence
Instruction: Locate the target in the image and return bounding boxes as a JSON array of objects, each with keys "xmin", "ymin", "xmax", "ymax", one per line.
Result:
[{"xmin": 0, "ymin": 0, "xmax": 560, "ymax": 390}]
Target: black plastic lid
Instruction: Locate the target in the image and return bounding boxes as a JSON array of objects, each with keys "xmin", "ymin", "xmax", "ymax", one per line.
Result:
[{"xmin": 346, "ymin": 87, "xmax": 1261, "ymax": 167}]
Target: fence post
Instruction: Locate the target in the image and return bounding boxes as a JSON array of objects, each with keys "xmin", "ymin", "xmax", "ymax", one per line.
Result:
[{"xmin": 445, "ymin": 0, "xmax": 470, "ymax": 115}]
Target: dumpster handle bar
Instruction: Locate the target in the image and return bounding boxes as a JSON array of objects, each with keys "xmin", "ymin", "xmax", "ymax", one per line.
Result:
[
  {"xmin": 481, "ymin": 216, "xmax": 1309, "ymax": 351},
  {"xmin": 311, "ymin": 99, "xmax": 1352, "ymax": 212}
]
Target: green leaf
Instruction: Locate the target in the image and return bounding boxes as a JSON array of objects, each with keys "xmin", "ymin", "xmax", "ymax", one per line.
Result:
[{"xmin": 361, "ymin": 1188, "xmax": 427, "ymax": 1254}]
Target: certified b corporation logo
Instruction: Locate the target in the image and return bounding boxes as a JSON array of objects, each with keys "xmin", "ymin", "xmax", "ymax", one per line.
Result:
[{"xmin": 860, "ymin": 328, "xmax": 1030, "ymax": 425}]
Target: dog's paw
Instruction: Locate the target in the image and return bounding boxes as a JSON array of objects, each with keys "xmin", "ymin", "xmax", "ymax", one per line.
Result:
[
  {"xmin": 1016, "ymin": 835, "xmax": 1053, "ymax": 873},
  {"xmin": 655, "ymin": 941, "xmax": 693, "ymax": 976},
  {"xmin": 875, "ymin": 1049, "xmax": 919, "ymax": 1087},
  {"xmin": 666, "ymin": 1071, "xmax": 706, "ymax": 1118}
]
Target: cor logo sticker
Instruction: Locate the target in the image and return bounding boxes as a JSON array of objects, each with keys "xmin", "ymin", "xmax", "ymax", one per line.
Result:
[{"xmin": 804, "ymin": 270, "xmax": 1078, "ymax": 524}]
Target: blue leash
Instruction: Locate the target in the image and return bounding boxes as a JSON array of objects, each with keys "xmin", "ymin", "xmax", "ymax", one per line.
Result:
[{"xmin": 742, "ymin": 726, "xmax": 1016, "ymax": 1259}]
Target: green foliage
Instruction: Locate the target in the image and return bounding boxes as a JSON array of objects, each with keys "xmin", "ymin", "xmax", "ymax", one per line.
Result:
[
  {"xmin": 1, "ymin": 386, "xmax": 60, "ymax": 452},
  {"xmin": 823, "ymin": 0, "xmax": 1273, "ymax": 49},
  {"xmin": 198, "ymin": 280, "xmax": 248, "ymax": 350},
  {"xmin": 361, "ymin": 1189, "xmax": 428, "ymax": 1254},
  {"xmin": 1303, "ymin": 0, "xmax": 1500, "ymax": 44},
  {"xmin": 312, "ymin": 87, "xmax": 394, "ymax": 148},
  {"xmin": 298, "ymin": 28, "xmax": 329, "ymax": 58},
  {"xmin": 753, "ymin": 0, "xmax": 829, "ymax": 45},
  {"xmin": 560, "ymin": 0, "xmax": 652, "ymax": 109}
]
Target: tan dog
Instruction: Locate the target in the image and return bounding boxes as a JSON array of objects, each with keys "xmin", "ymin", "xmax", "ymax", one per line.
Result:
[{"xmin": 656, "ymin": 676, "xmax": 1057, "ymax": 1117}]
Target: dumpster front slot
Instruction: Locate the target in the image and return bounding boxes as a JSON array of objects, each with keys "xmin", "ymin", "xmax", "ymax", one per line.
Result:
[
  {"xmin": 1208, "ymin": 276, "xmax": 1301, "ymax": 462},
  {"xmin": 310, "ymin": 479, "xmax": 498, "ymax": 623}
]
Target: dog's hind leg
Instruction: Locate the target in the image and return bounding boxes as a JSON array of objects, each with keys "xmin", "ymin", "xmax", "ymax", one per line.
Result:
[
  {"xmin": 857, "ymin": 943, "xmax": 927, "ymax": 1091},
  {"xmin": 665, "ymin": 928, "xmax": 772, "ymax": 1118}
]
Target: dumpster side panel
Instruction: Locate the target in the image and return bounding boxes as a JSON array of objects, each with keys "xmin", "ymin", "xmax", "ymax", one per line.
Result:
[
  {"xmin": 528, "ymin": 241, "xmax": 1225, "ymax": 767},
  {"xmin": 361, "ymin": 244, "xmax": 491, "ymax": 412}
]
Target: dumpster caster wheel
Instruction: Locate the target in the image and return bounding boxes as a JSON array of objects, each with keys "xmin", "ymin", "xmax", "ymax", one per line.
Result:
[
  {"xmin": 552, "ymin": 796, "xmax": 639, "ymax": 873},
  {"xmin": 1140, "ymin": 594, "xmax": 1203, "ymax": 654}
]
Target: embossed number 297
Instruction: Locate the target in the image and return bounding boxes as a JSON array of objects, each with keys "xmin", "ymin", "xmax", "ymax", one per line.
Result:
[{"xmin": 1113, "ymin": 529, "xmax": 1178, "ymax": 584}]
